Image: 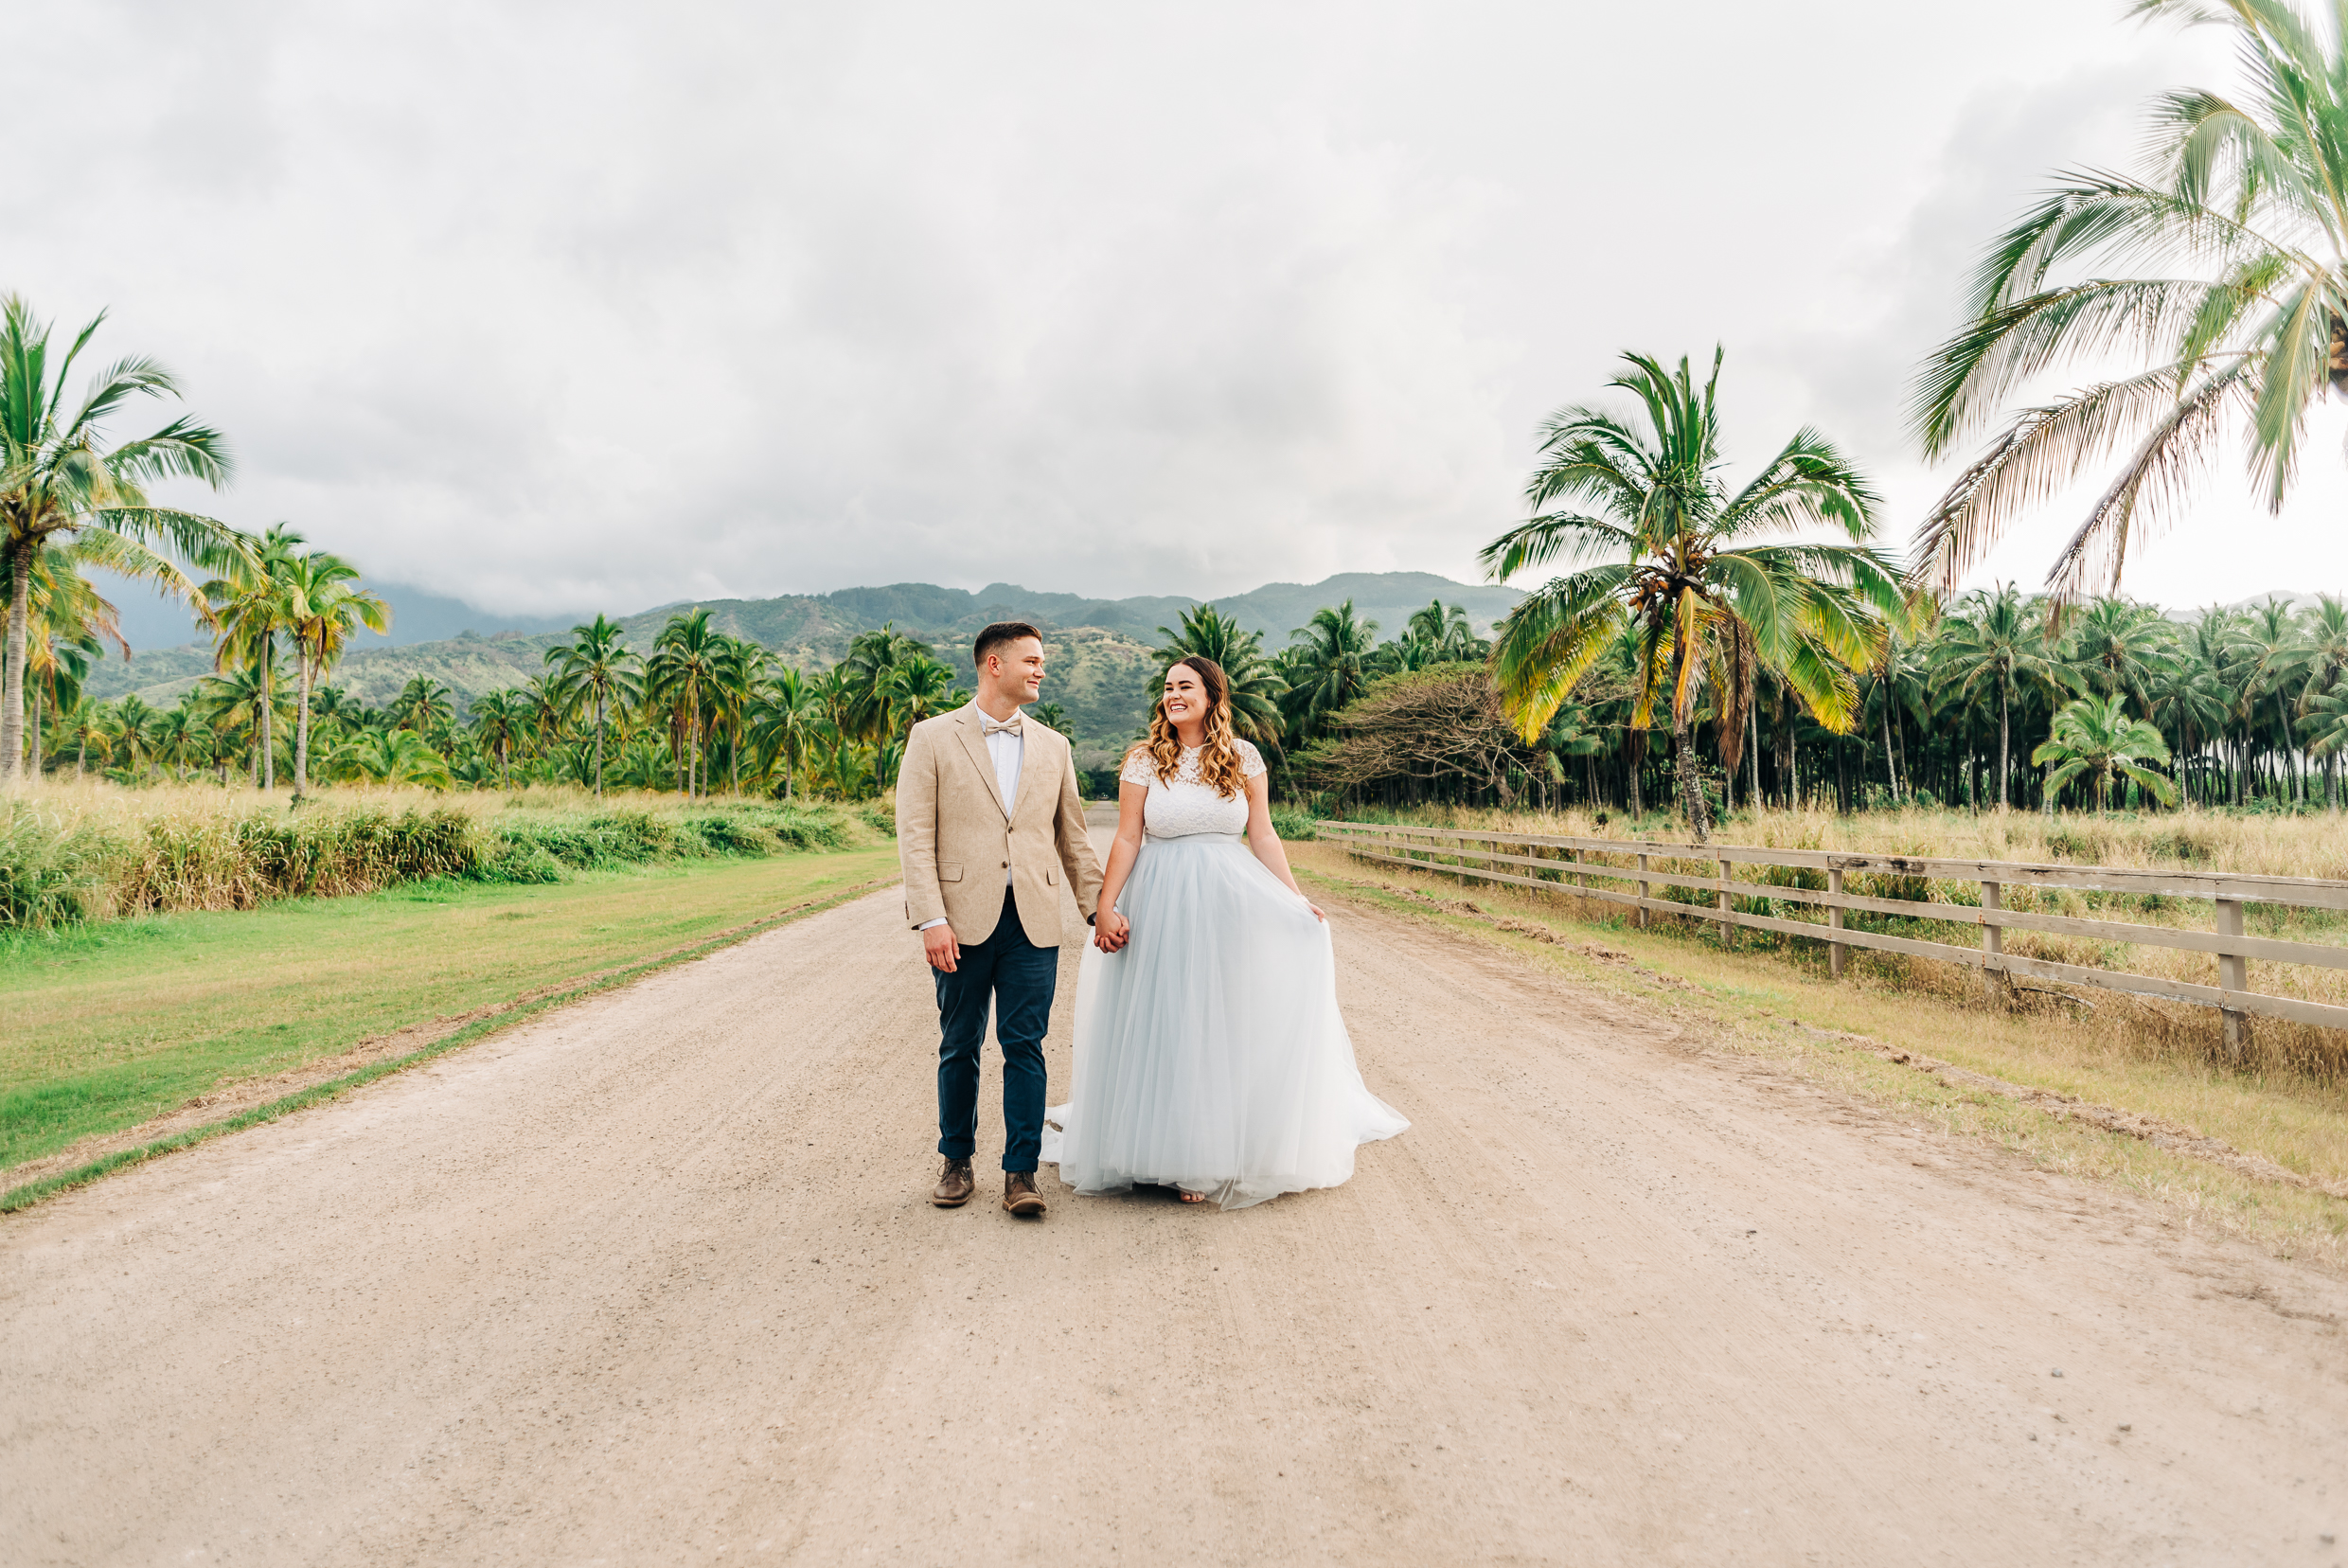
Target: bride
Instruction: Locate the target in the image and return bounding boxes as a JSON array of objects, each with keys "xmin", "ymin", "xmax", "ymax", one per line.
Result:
[{"xmin": 1044, "ymin": 655, "xmax": 1408, "ymax": 1209}]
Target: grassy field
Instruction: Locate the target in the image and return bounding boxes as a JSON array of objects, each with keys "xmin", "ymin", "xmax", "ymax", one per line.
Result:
[
  {"xmin": 1325, "ymin": 802, "xmax": 2348, "ymax": 1083},
  {"xmin": 0, "ymin": 846, "xmax": 899, "ymax": 1182}
]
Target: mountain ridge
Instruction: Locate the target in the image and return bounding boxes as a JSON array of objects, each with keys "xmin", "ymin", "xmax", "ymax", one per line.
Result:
[{"xmin": 81, "ymin": 570, "xmax": 1523, "ymax": 744}]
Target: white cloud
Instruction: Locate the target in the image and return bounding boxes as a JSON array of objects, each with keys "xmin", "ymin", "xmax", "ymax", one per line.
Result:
[{"xmin": 10, "ymin": 0, "xmax": 2315, "ymax": 621}]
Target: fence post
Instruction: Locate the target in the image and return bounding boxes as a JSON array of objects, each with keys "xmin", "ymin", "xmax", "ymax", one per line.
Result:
[
  {"xmin": 2216, "ymin": 897, "xmax": 2250, "ymax": 1062},
  {"xmin": 1980, "ymin": 879, "xmax": 2005, "ymax": 1004},
  {"xmin": 1636, "ymin": 853, "xmax": 1650, "ymax": 931},
  {"xmin": 1717, "ymin": 855, "xmax": 1734, "ymax": 949},
  {"xmin": 1826, "ymin": 866, "xmax": 1845, "ymax": 979}
]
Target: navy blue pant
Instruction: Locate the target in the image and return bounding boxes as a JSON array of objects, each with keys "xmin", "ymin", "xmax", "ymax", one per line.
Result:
[{"xmin": 934, "ymin": 890, "xmax": 1058, "ymax": 1173}]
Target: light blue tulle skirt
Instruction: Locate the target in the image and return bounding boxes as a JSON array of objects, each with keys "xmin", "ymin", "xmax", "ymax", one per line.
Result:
[{"xmin": 1043, "ymin": 831, "xmax": 1408, "ymax": 1209}]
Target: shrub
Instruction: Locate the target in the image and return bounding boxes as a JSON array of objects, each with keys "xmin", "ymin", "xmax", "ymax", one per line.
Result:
[{"xmin": 1269, "ymin": 806, "xmax": 1318, "ymax": 841}]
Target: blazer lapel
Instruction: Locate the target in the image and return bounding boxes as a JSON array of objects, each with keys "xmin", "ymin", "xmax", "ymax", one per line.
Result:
[{"xmin": 954, "ymin": 708, "xmax": 1011, "ymax": 820}]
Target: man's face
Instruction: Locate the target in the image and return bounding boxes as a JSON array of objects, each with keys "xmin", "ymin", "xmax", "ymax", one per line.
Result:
[{"xmin": 987, "ymin": 637, "xmax": 1046, "ymax": 704}]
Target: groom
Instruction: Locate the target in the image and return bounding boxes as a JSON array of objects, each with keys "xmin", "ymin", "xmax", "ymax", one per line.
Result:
[{"xmin": 897, "ymin": 622, "xmax": 1106, "ymax": 1218}]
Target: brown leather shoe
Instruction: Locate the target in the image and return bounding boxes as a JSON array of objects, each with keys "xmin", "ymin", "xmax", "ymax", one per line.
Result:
[
  {"xmin": 1003, "ymin": 1170, "xmax": 1047, "ymax": 1217},
  {"xmin": 933, "ymin": 1157, "xmax": 974, "ymax": 1207}
]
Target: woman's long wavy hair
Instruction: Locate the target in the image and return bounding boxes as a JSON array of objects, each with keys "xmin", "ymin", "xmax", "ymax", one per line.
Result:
[{"xmin": 1128, "ymin": 655, "xmax": 1249, "ymax": 798}]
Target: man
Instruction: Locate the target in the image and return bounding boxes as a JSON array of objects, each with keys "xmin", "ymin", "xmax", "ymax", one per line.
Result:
[{"xmin": 897, "ymin": 622, "xmax": 1108, "ymax": 1218}]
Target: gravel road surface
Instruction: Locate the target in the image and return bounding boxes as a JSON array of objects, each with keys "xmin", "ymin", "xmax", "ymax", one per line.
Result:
[{"xmin": 5, "ymin": 837, "xmax": 2344, "ymax": 1565}]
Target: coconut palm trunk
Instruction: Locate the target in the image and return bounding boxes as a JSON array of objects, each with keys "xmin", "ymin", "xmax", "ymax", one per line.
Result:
[
  {"xmin": 1, "ymin": 548, "xmax": 30, "ymax": 782},
  {"xmin": 593, "ymin": 690, "xmax": 606, "ymax": 797},
  {"xmin": 293, "ymin": 653, "xmax": 314, "ymax": 800},
  {"xmin": 1668, "ymin": 634, "xmax": 1711, "ymax": 843},
  {"xmin": 1998, "ymin": 685, "xmax": 2012, "ymax": 810}
]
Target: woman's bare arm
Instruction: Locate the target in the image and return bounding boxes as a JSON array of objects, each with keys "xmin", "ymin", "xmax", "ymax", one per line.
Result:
[
  {"xmin": 1094, "ymin": 782, "xmax": 1148, "ymax": 950},
  {"xmin": 1243, "ymin": 773, "xmax": 1323, "ymax": 920}
]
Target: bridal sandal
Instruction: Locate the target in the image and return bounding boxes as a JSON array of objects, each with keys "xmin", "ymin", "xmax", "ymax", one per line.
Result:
[{"xmin": 1170, "ymin": 1184, "xmax": 1206, "ymax": 1205}]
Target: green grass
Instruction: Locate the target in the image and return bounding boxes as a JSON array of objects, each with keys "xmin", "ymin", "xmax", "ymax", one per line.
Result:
[{"xmin": 0, "ymin": 846, "xmax": 900, "ymax": 1176}]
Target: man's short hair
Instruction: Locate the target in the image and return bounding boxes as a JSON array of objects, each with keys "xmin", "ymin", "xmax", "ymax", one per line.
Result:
[{"xmin": 973, "ymin": 621, "xmax": 1042, "ymax": 669}]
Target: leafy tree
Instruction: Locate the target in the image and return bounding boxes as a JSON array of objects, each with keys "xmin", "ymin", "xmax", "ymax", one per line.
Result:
[
  {"xmin": 0, "ymin": 296, "xmax": 235, "ymax": 779},
  {"xmin": 2033, "ymin": 695, "xmax": 2178, "ymax": 811},
  {"xmin": 1481, "ymin": 348, "xmax": 1905, "ymax": 842},
  {"xmin": 1912, "ymin": 0, "xmax": 2348, "ymax": 598}
]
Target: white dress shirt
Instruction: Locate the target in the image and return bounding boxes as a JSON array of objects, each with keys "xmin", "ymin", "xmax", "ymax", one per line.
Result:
[{"xmin": 916, "ymin": 704, "xmax": 1023, "ymax": 932}]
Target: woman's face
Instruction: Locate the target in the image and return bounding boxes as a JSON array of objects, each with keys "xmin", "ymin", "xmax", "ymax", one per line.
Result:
[{"xmin": 1162, "ymin": 665, "xmax": 1209, "ymax": 728}]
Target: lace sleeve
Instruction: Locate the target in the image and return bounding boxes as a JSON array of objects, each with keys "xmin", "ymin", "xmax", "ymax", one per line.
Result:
[
  {"xmin": 1236, "ymin": 739, "xmax": 1267, "ymax": 778},
  {"xmin": 1119, "ymin": 749, "xmax": 1157, "ymax": 786}
]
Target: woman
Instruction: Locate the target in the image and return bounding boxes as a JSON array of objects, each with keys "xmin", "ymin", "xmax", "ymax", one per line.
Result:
[{"xmin": 1044, "ymin": 656, "xmax": 1408, "ymax": 1209}]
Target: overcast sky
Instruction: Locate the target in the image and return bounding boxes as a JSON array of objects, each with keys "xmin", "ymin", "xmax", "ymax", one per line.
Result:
[{"xmin": 15, "ymin": 0, "xmax": 2336, "ymax": 628}]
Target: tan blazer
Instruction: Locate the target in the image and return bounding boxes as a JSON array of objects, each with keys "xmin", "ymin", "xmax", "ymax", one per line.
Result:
[{"xmin": 897, "ymin": 704, "xmax": 1103, "ymax": 947}]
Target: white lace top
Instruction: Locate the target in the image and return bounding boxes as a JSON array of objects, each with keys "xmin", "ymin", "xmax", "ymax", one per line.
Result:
[{"xmin": 1120, "ymin": 739, "xmax": 1267, "ymax": 838}]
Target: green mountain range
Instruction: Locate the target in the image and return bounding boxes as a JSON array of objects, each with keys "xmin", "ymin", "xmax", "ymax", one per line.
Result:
[{"xmin": 80, "ymin": 570, "xmax": 1522, "ymax": 745}]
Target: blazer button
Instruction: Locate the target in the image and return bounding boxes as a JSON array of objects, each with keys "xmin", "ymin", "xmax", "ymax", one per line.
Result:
[{"xmin": 1001, "ymin": 860, "xmax": 1009, "ymax": 867}]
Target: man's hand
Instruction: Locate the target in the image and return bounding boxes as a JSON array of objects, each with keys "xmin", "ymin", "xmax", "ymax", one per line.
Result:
[
  {"xmin": 923, "ymin": 923, "xmax": 961, "ymax": 972},
  {"xmin": 1093, "ymin": 909, "xmax": 1130, "ymax": 953}
]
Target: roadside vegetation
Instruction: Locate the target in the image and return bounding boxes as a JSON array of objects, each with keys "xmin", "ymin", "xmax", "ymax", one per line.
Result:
[
  {"xmin": 0, "ymin": 844, "xmax": 899, "ymax": 1200},
  {"xmin": 0, "ymin": 783, "xmax": 880, "ymax": 931},
  {"xmin": 1319, "ymin": 800, "xmax": 2348, "ymax": 1086}
]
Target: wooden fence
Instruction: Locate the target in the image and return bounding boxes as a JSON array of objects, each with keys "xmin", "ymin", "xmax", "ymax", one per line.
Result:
[{"xmin": 1314, "ymin": 820, "xmax": 2348, "ymax": 1060}]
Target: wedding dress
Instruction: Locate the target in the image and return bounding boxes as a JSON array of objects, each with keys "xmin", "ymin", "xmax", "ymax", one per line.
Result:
[{"xmin": 1042, "ymin": 739, "xmax": 1408, "ymax": 1209}]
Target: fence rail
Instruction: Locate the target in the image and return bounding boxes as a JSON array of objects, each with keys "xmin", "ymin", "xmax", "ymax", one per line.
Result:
[{"xmin": 1312, "ymin": 820, "xmax": 2348, "ymax": 1055}]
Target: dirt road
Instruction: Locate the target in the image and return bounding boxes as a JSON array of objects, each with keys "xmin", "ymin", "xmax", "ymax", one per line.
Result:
[{"xmin": 5, "ymin": 836, "xmax": 2345, "ymax": 1565}]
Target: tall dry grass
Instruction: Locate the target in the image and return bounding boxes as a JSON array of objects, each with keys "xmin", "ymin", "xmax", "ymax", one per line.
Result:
[
  {"xmin": 1338, "ymin": 803, "xmax": 2348, "ymax": 1083},
  {"xmin": 0, "ymin": 780, "xmax": 874, "ymax": 930}
]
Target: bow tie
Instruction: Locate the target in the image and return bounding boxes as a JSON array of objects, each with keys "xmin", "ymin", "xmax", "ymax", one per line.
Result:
[{"xmin": 982, "ymin": 716, "xmax": 1023, "ymax": 737}]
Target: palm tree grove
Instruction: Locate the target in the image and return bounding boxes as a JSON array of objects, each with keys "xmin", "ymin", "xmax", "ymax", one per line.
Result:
[{"xmin": 9, "ymin": 3, "xmax": 2348, "ymax": 867}]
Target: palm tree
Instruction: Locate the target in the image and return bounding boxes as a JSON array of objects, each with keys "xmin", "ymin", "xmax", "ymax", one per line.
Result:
[
  {"xmin": 2297, "ymin": 596, "xmax": 2348, "ymax": 807},
  {"xmin": 470, "ymin": 690, "xmax": 525, "ymax": 791},
  {"xmin": 390, "ymin": 675, "xmax": 455, "ymax": 740},
  {"xmin": 147, "ymin": 705, "xmax": 205, "ymax": 779},
  {"xmin": 648, "ymin": 609, "xmax": 720, "ymax": 797},
  {"xmin": 3, "ymin": 537, "xmax": 136, "ymax": 776},
  {"xmin": 1932, "ymin": 584, "xmax": 2078, "ymax": 809},
  {"xmin": 1279, "ymin": 601, "xmax": 1381, "ymax": 742},
  {"xmin": 521, "ymin": 673, "xmax": 568, "ymax": 758},
  {"xmin": 1481, "ymin": 348, "xmax": 1906, "ymax": 842},
  {"xmin": 1912, "ymin": 0, "xmax": 2348, "ymax": 598},
  {"xmin": 545, "ymin": 615, "xmax": 642, "ymax": 796},
  {"xmin": 328, "ymin": 727, "xmax": 454, "ymax": 789},
  {"xmin": 2063, "ymin": 597, "xmax": 2176, "ymax": 714},
  {"xmin": 197, "ymin": 658, "xmax": 293, "ymax": 783},
  {"xmin": 2033, "ymin": 695, "xmax": 2179, "ymax": 811},
  {"xmin": 201, "ymin": 525, "xmax": 306, "ymax": 791},
  {"xmin": 0, "ymin": 296, "xmax": 236, "ymax": 780},
  {"xmin": 708, "ymin": 634, "xmax": 767, "ymax": 794},
  {"xmin": 283, "ymin": 548, "xmax": 388, "ymax": 800},
  {"xmin": 1151, "ymin": 604, "xmax": 1288, "ymax": 745},
  {"xmin": 840, "ymin": 624, "xmax": 931, "ymax": 748},
  {"xmin": 748, "ymin": 666, "xmax": 815, "ymax": 798}
]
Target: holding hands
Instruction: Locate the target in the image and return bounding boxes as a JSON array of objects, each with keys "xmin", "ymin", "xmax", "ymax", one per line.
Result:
[{"xmin": 1093, "ymin": 909, "xmax": 1130, "ymax": 954}]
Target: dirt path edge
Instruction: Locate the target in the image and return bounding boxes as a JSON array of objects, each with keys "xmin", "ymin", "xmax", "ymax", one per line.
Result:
[{"xmin": 0, "ymin": 875, "xmax": 898, "ymax": 1215}]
